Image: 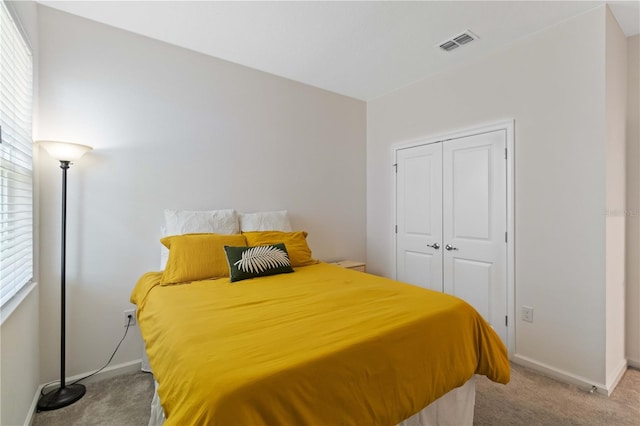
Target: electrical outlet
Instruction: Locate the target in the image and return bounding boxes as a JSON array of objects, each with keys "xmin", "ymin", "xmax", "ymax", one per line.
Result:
[
  {"xmin": 522, "ymin": 306, "xmax": 534, "ymax": 323},
  {"xmin": 124, "ymin": 309, "xmax": 136, "ymax": 327}
]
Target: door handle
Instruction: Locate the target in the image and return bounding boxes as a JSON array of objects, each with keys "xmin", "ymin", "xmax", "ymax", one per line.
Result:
[
  {"xmin": 445, "ymin": 244, "xmax": 458, "ymax": 251},
  {"xmin": 426, "ymin": 243, "xmax": 440, "ymax": 250}
]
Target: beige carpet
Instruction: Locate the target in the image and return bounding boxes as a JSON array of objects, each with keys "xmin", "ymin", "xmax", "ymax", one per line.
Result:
[
  {"xmin": 474, "ymin": 364, "xmax": 639, "ymax": 425},
  {"xmin": 32, "ymin": 372, "xmax": 154, "ymax": 426},
  {"xmin": 33, "ymin": 364, "xmax": 639, "ymax": 425}
]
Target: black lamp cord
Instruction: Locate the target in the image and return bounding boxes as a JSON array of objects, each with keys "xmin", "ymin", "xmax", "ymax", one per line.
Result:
[{"xmin": 41, "ymin": 316, "xmax": 133, "ymax": 396}]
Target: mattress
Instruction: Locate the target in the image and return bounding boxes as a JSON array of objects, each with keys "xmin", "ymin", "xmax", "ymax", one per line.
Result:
[{"xmin": 131, "ymin": 263, "xmax": 509, "ymax": 425}]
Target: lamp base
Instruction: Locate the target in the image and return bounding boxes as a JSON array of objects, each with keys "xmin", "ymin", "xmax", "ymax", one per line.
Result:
[{"xmin": 37, "ymin": 383, "xmax": 86, "ymax": 411}]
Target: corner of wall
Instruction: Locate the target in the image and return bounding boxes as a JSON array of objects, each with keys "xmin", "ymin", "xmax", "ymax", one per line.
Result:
[
  {"xmin": 604, "ymin": 4, "xmax": 628, "ymax": 390},
  {"xmin": 625, "ymin": 35, "xmax": 640, "ymax": 366}
]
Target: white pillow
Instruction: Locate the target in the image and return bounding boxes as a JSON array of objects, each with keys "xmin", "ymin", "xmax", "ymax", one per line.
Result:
[
  {"xmin": 160, "ymin": 209, "xmax": 240, "ymax": 269},
  {"xmin": 239, "ymin": 210, "xmax": 292, "ymax": 232},
  {"xmin": 164, "ymin": 209, "xmax": 240, "ymax": 235},
  {"xmin": 160, "ymin": 226, "xmax": 170, "ymax": 270}
]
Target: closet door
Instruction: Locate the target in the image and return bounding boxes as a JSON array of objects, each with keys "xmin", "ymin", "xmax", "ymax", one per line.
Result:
[
  {"xmin": 396, "ymin": 143, "xmax": 443, "ymax": 292},
  {"xmin": 442, "ymin": 130, "xmax": 507, "ymax": 343}
]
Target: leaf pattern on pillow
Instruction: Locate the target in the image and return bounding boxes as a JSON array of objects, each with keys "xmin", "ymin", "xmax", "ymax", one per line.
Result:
[{"xmin": 234, "ymin": 245, "xmax": 290, "ymax": 274}]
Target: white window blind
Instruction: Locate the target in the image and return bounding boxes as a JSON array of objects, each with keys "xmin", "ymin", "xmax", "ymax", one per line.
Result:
[{"xmin": 0, "ymin": 0, "xmax": 34, "ymax": 308}]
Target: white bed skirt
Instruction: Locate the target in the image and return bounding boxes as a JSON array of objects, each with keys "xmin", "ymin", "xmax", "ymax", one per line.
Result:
[
  {"xmin": 141, "ymin": 349, "xmax": 152, "ymax": 372},
  {"xmin": 148, "ymin": 376, "xmax": 476, "ymax": 426},
  {"xmin": 398, "ymin": 376, "xmax": 476, "ymax": 426}
]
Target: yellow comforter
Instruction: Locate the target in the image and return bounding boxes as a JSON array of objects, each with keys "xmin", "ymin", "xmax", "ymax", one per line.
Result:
[{"xmin": 131, "ymin": 263, "xmax": 509, "ymax": 426}]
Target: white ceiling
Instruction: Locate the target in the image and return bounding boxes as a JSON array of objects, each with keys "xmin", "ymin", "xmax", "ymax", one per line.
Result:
[{"xmin": 38, "ymin": 1, "xmax": 640, "ymax": 101}]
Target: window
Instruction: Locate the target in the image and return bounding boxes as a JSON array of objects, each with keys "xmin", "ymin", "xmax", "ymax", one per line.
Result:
[{"xmin": 0, "ymin": 0, "xmax": 34, "ymax": 308}]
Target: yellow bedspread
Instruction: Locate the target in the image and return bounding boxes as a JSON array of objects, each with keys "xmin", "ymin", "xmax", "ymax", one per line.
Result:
[{"xmin": 131, "ymin": 263, "xmax": 509, "ymax": 426}]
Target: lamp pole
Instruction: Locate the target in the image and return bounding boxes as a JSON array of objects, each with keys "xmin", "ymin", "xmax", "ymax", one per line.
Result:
[
  {"xmin": 37, "ymin": 141, "xmax": 92, "ymax": 411},
  {"xmin": 59, "ymin": 160, "xmax": 69, "ymax": 391}
]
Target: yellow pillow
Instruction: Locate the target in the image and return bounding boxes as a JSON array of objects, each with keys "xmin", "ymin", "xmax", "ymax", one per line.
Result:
[
  {"xmin": 243, "ymin": 231, "xmax": 318, "ymax": 267},
  {"xmin": 160, "ymin": 233, "xmax": 247, "ymax": 285}
]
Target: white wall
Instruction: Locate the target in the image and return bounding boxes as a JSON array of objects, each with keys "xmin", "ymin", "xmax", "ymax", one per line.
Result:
[
  {"xmin": 1, "ymin": 286, "xmax": 40, "ymax": 426},
  {"xmin": 367, "ymin": 6, "xmax": 622, "ymax": 388},
  {"xmin": 0, "ymin": 2, "xmax": 40, "ymax": 425},
  {"xmin": 627, "ymin": 34, "xmax": 640, "ymax": 369},
  {"xmin": 604, "ymin": 7, "xmax": 627, "ymax": 387},
  {"xmin": 36, "ymin": 5, "xmax": 366, "ymax": 384}
]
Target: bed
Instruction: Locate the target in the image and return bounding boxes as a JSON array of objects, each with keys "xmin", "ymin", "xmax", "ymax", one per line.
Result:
[{"xmin": 131, "ymin": 210, "xmax": 509, "ymax": 425}]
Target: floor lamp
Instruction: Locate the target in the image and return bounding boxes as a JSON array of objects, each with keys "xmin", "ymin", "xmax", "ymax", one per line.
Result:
[{"xmin": 37, "ymin": 140, "xmax": 93, "ymax": 411}]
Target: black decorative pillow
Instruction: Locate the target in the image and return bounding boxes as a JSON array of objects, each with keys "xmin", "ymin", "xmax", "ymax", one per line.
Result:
[{"xmin": 224, "ymin": 243, "xmax": 294, "ymax": 282}]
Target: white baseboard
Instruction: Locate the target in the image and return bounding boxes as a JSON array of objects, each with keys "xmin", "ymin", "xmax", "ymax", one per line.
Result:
[
  {"xmin": 512, "ymin": 354, "xmax": 608, "ymax": 395},
  {"xmin": 25, "ymin": 384, "xmax": 42, "ymax": 426},
  {"xmin": 606, "ymin": 358, "xmax": 628, "ymax": 395},
  {"xmin": 512, "ymin": 354, "xmax": 633, "ymax": 396},
  {"xmin": 25, "ymin": 359, "xmax": 142, "ymax": 426},
  {"xmin": 512, "ymin": 354, "xmax": 629, "ymax": 397},
  {"xmin": 627, "ymin": 357, "xmax": 640, "ymax": 370},
  {"xmin": 65, "ymin": 359, "xmax": 143, "ymax": 386}
]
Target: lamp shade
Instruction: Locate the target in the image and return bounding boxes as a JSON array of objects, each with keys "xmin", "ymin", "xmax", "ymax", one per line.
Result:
[{"xmin": 38, "ymin": 140, "xmax": 93, "ymax": 162}]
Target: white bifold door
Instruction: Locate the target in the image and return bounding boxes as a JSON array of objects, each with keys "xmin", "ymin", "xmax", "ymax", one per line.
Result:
[{"xmin": 396, "ymin": 130, "xmax": 507, "ymax": 345}]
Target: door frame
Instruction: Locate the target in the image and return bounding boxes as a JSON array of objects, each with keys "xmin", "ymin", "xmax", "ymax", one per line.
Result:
[{"xmin": 392, "ymin": 119, "xmax": 515, "ymax": 356}]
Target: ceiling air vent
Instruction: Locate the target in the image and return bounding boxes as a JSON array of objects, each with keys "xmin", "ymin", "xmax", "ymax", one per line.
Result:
[
  {"xmin": 439, "ymin": 40, "xmax": 459, "ymax": 52},
  {"xmin": 438, "ymin": 30, "xmax": 478, "ymax": 52}
]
